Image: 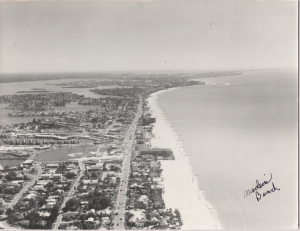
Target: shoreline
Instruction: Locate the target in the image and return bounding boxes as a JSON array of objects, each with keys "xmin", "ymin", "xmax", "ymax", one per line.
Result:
[{"xmin": 147, "ymin": 88, "xmax": 221, "ymax": 229}]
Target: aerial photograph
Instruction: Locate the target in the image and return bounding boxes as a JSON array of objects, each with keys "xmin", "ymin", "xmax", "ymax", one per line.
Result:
[{"xmin": 0, "ymin": 0, "xmax": 298, "ymax": 230}]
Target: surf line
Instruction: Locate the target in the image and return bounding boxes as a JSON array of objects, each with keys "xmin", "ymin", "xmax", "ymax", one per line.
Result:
[{"xmin": 244, "ymin": 173, "xmax": 280, "ymax": 201}]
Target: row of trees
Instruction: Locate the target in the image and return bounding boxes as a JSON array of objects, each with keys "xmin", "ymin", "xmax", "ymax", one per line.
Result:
[
  {"xmin": 63, "ymin": 195, "xmax": 113, "ymax": 213},
  {"xmin": 5, "ymin": 205, "xmax": 60, "ymax": 229}
]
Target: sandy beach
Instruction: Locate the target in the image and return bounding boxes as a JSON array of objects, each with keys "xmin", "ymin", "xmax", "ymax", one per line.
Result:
[{"xmin": 147, "ymin": 89, "xmax": 220, "ymax": 229}]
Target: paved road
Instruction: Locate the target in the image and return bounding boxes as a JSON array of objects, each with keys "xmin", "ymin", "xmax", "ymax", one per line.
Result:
[
  {"xmin": 114, "ymin": 96, "xmax": 143, "ymax": 230},
  {"xmin": 0, "ymin": 162, "xmax": 42, "ymax": 229},
  {"xmin": 9, "ymin": 162, "xmax": 42, "ymax": 208},
  {"xmin": 53, "ymin": 160, "xmax": 85, "ymax": 230},
  {"xmin": 104, "ymin": 118, "xmax": 117, "ymax": 134}
]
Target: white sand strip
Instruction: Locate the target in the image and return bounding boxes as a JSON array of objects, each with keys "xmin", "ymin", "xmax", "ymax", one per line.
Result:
[{"xmin": 147, "ymin": 89, "xmax": 221, "ymax": 229}]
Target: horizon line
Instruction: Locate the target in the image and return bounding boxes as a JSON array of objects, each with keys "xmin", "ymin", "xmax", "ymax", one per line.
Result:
[{"xmin": 0, "ymin": 68, "xmax": 297, "ymax": 76}]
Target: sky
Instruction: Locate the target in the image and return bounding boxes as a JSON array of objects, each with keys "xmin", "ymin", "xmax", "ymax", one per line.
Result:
[{"xmin": 0, "ymin": 0, "xmax": 298, "ymax": 74}]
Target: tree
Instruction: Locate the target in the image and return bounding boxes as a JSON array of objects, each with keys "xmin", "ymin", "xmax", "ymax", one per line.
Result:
[
  {"xmin": 26, "ymin": 210, "xmax": 40, "ymax": 220},
  {"xmin": 127, "ymin": 221, "xmax": 135, "ymax": 227},
  {"xmin": 38, "ymin": 197, "xmax": 46, "ymax": 207},
  {"xmin": 28, "ymin": 220, "xmax": 35, "ymax": 229},
  {"xmin": 100, "ymin": 197, "xmax": 112, "ymax": 209},
  {"xmin": 65, "ymin": 172, "xmax": 76, "ymax": 179},
  {"xmin": 65, "ymin": 198, "xmax": 80, "ymax": 211},
  {"xmin": 46, "ymin": 220, "xmax": 53, "ymax": 229},
  {"xmin": 29, "ymin": 199, "xmax": 37, "ymax": 208},
  {"xmin": 83, "ymin": 222, "xmax": 93, "ymax": 230},
  {"xmin": 125, "ymin": 212, "xmax": 134, "ymax": 222},
  {"xmin": 109, "ymin": 165, "xmax": 120, "ymax": 172},
  {"xmin": 144, "ymin": 221, "xmax": 151, "ymax": 227},
  {"xmin": 174, "ymin": 208, "xmax": 181, "ymax": 220},
  {"xmin": 6, "ymin": 171, "xmax": 16, "ymax": 181},
  {"xmin": 49, "ymin": 205, "xmax": 59, "ymax": 222},
  {"xmin": 88, "ymin": 191, "xmax": 95, "ymax": 198},
  {"xmin": 86, "ymin": 212, "xmax": 96, "ymax": 219},
  {"xmin": 5, "ymin": 208, "xmax": 14, "ymax": 216},
  {"xmin": 91, "ymin": 172, "xmax": 98, "ymax": 178},
  {"xmin": 79, "ymin": 214, "xmax": 86, "ymax": 221}
]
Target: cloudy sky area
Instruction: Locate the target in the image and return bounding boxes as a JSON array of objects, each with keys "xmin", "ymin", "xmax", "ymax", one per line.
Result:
[{"xmin": 0, "ymin": 0, "xmax": 297, "ymax": 73}]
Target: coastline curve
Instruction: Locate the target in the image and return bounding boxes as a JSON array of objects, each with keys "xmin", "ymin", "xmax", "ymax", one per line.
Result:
[{"xmin": 147, "ymin": 87, "xmax": 221, "ymax": 229}]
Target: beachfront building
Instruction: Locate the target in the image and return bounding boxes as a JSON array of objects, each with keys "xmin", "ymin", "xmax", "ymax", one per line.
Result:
[
  {"xmin": 141, "ymin": 117, "xmax": 156, "ymax": 126},
  {"xmin": 138, "ymin": 148, "xmax": 174, "ymax": 159}
]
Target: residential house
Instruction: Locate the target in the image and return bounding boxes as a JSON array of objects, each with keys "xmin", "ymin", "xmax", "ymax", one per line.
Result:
[
  {"xmin": 33, "ymin": 185, "xmax": 44, "ymax": 191},
  {"xmin": 87, "ymin": 217, "xmax": 94, "ymax": 222},
  {"xmin": 101, "ymin": 217, "xmax": 110, "ymax": 225},
  {"xmin": 151, "ymin": 217, "xmax": 159, "ymax": 223},
  {"xmin": 41, "ymin": 174, "xmax": 52, "ymax": 179},
  {"xmin": 81, "ymin": 179, "xmax": 98, "ymax": 185},
  {"xmin": 136, "ymin": 218, "xmax": 149, "ymax": 228},
  {"xmin": 52, "ymin": 174, "xmax": 63, "ymax": 180},
  {"xmin": 159, "ymin": 218, "xmax": 169, "ymax": 227},
  {"xmin": 45, "ymin": 163, "xmax": 59, "ymax": 169}
]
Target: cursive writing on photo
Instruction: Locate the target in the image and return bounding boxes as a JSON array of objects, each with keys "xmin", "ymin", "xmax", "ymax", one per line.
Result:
[{"xmin": 244, "ymin": 173, "xmax": 280, "ymax": 202}]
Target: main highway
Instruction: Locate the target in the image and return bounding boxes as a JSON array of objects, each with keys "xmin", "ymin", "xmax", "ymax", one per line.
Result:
[{"xmin": 114, "ymin": 96, "xmax": 143, "ymax": 230}]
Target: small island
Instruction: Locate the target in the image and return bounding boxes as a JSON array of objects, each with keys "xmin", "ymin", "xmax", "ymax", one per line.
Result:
[{"xmin": 16, "ymin": 90, "xmax": 50, "ymax": 93}]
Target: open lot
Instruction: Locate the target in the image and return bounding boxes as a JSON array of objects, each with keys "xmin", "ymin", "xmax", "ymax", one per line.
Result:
[{"xmin": 34, "ymin": 145, "xmax": 98, "ymax": 161}]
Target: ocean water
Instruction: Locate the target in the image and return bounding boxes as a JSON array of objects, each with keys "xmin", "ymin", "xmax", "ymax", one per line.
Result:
[{"xmin": 157, "ymin": 70, "xmax": 298, "ymax": 229}]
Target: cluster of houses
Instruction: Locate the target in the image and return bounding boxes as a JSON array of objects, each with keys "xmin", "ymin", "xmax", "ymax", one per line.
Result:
[
  {"xmin": 53, "ymin": 76, "xmax": 204, "ymax": 92},
  {"xmin": 91, "ymin": 87, "xmax": 146, "ymax": 98},
  {"xmin": 1, "ymin": 161, "xmax": 79, "ymax": 228},
  {"xmin": 122, "ymin": 144, "xmax": 181, "ymax": 229},
  {"xmin": 118, "ymin": 109, "xmax": 182, "ymax": 230},
  {"xmin": 90, "ymin": 77, "xmax": 205, "ymax": 99},
  {"xmin": 0, "ymin": 154, "xmax": 126, "ymax": 230},
  {"xmin": 0, "ymin": 95, "xmax": 140, "ymax": 152},
  {"xmin": 53, "ymin": 79, "xmax": 124, "ymax": 87},
  {"xmin": 0, "ymin": 92, "xmax": 84, "ymax": 111},
  {"xmin": 0, "ymin": 168, "xmax": 26, "ymax": 204},
  {"xmin": 56, "ymin": 160, "xmax": 123, "ymax": 230},
  {"xmin": 125, "ymin": 208, "xmax": 183, "ymax": 230}
]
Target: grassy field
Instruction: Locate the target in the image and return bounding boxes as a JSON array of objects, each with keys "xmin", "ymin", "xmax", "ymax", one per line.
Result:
[{"xmin": 34, "ymin": 145, "xmax": 98, "ymax": 161}]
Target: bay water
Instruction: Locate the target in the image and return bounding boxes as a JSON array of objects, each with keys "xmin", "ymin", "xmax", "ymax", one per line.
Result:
[{"xmin": 0, "ymin": 79, "xmax": 121, "ymax": 126}]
